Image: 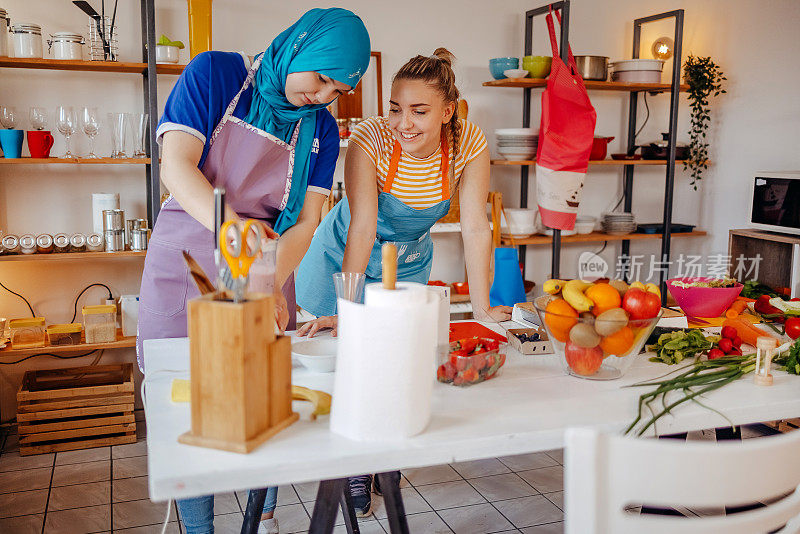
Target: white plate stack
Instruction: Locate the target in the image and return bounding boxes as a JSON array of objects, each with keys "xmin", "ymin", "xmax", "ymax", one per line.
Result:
[
  {"xmin": 495, "ymin": 128, "xmax": 538, "ymax": 160},
  {"xmin": 601, "ymin": 212, "xmax": 637, "ymax": 235}
]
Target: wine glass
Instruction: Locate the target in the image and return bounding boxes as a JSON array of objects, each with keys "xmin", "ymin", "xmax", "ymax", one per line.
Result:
[
  {"xmin": 0, "ymin": 106, "xmax": 17, "ymax": 129},
  {"xmin": 29, "ymin": 107, "xmax": 47, "ymax": 131},
  {"xmin": 56, "ymin": 106, "xmax": 77, "ymax": 158},
  {"xmin": 81, "ymin": 107, "xmax": 100, "ymax": 158}
]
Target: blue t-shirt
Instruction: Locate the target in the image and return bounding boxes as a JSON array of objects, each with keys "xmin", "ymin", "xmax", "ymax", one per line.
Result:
[{"xmin": 156, "ymin": 51, "xmax": 338, "ymax": 195}]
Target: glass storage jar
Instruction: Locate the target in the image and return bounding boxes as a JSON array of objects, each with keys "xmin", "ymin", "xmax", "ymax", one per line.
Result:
[
  {"xmin": 9, "ymin": 317, "xmax": 46, "ymax": 349},
  {"xmin": 69, "ymin": 233, "xmax": 86, "ymax": 252},
  {"xmin": 82, "ymin": 304, "xmax": 117, "ymax": 343},
  {"xmin": 53, "ymin": 233, "xmax": 70, "ymax": 252},
  {"xmin": 12, "ymin": 23, "xmax": 43, "ymax": 59},
  {"xmin": 86, "ymin": 233, "xmax": 104, "ymax": 252},
  {"xmin": 36, "ymin": 233, "xmax": 54, "ymax": 253},
  {"xmin": 19, "ymin": 234, "xmax": 36, "ymax": 254},
  {"xmin": 48, "ymin": 32, "xmax": 84, "ymax": 60},
  {"xmin": 2, "ymin": 234, "xmax": 20, "ymax": 254},
  {"xmin": 47, "ymin": 323, "xmax": 83, "ymax": 345}
]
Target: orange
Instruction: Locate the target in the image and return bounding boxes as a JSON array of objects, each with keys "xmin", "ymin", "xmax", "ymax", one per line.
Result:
[
  {"xmin": 600, "ymin": 326, "xmax": 634, "ymax": 356},
  {"xmin": 545, "ymin": 298, "xmax": 578, "ymax": 342},
  {"xmin": 585, "ymin": 283, "xmax": 622, "ymax": 316}
]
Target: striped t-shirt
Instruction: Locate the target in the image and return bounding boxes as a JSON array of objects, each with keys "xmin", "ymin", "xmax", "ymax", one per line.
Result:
[{"xmin": 349, "ymin": 117, "xmax": 488, "ymax": 209}]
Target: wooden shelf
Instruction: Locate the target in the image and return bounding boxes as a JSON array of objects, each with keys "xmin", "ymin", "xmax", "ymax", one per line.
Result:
[
  {"xmin": 501, "ymin": 230, "xmax": 707, "ymax": 246},
  {"xmin": 0, "ymin": 157, "xmax": 151, "ymax": 165},
  {"xmin": 0, "ymin": 57, "xmax": 185, "ymax": 75},
  {"xmin": 0, "ymin": 335, "xmax": 136, "ymax": 358},
  {"xmin": 483, "ymin": 78, "xmax": 688, "ymax": 92},
  {"xmin": 491, "ymin": 159, "xmax": 699, "ymax": 166},
  {"xmin": 0, "ymin": 251, "xmax": 146, "ymax": 263}
]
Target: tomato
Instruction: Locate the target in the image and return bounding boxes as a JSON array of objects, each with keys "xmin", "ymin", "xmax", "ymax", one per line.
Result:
[
  {"xmin": 622, "ymin": 288, "xmax": 661, "ymax": 320},
  {"xmin": 721, "ymin": 326, "xmax": 738, "ymax": 340},
  {"xmin": 564, "ymin": 341, "xmax": 604, "ymax": 376},
  {"xmin": 785, "ymin": 318, "xmax": 800, "ymax": 340}
]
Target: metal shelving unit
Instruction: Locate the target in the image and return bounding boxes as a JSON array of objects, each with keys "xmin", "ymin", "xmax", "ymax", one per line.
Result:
[{"xmin": 488, "ymin": 2, "xmax": 689, "ymax": 303}]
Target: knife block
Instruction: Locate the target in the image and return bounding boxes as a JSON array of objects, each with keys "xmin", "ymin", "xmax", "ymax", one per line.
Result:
[{"xmin": 179, "ymin": 292, "xmax": 298, "ymax": 453}]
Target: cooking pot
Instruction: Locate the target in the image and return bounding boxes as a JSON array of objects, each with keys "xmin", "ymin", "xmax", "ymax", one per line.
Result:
[
  {"xmin": 589, "ymin": 136, "xmax": 614, "ymax": 161},
  {"xmin": 574, "ymin": 55, "xmax": 608, "ymax": 81},
  {"xmin": 639, "ymin": 132, "xmax": 690, "ymax": 160}
]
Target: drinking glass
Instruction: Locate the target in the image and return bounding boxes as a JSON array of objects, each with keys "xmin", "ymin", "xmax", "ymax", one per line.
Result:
[
  {"xmin": 110, "ymin": 112, "xmax": 128, "ymax": 158},
  {"xmin": 1, "ymin": 106, "xmax": 17, "ymax": 129},
  {"xmin": 333, "ymin": 272, "xmax": 366, "ymax": 303},
  {"xmin": 29, "ymin": 107, "xmax": 47, "ymax": 130},
  {"xmin": 56, "ymin": 106, "xmax": 77, "ymax": 158},
  {"xmin": 131, "ymin": 113, "xmax": 149, "ymax": 158},
  {"xmin": 81, "ymin": 107, "xmax": 100, "ymax": 158}
]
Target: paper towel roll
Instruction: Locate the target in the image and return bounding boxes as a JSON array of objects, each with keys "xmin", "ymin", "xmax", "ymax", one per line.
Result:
[
  {"xmin": 427, "ymin": 286, "xmax": 451, "ymax": 347},
  {"xmin": 331, "ymin": 282, "xmax": 437, "ymax": 441},
  {"xmin": 92, "ymin": 193, "xmax": 120, "ymax": 235}
]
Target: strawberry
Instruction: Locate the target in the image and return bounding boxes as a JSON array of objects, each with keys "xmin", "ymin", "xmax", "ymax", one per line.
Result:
[{"xmin": 462, "ymin": 368, "xmax": 479, "ymax": 382}]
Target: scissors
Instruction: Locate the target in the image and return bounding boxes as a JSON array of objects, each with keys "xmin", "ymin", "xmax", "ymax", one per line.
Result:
[{"xmin": 219, "ymin": 219, "xmax": 263, "ymax": 302}]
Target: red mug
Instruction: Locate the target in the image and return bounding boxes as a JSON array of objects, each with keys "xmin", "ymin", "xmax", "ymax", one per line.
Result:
[{"xmin": 27, "ymin": 130, "xmax": 55, "ymax": 158}]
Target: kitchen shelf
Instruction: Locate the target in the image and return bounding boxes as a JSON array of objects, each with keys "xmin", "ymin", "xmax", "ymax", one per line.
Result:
[
  {"xmin": 0, "ymin": 157, "xmax": 151, "ymax": 165},
  {"xmin": 0, "ymin": 334, "xmax": 136, "ymax": 359},
  {"xmin": 491, "ymin": 159, "xmax": 700, "ymax": 166},
  {"xmin": 500, "ymin": 230, "xmax": 706, "ymax": 246},
  {"xmin": 0, "ymin": 57, "xmax": 185, "ymax": 75},
  {"xmin": 483, "ymin": 78, "xmax": 688, "ymax": 92},
  {"xmin": 0, "ymin": 251, "xmax": 146, "ymax": 263}
]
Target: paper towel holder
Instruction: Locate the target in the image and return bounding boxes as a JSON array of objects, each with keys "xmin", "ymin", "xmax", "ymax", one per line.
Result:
[{"xmin": 382, "ymin": 243, "xmax": 397, "ymax": 290}]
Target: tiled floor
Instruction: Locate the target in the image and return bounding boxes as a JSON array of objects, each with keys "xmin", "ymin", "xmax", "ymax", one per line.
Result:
[{"xmin": 0, "ymin": 422, "xmax": 779, "ymax": 533}]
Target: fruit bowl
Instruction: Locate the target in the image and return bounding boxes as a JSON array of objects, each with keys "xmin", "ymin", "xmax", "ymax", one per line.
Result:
[
  {"xmin": 533, "ymin": 295, "xmax": 662, "ymax": 380},
  {"xmin": 666, "ymin": 277, "xmax": 743, "ymax": 318},
  {"xmin": 437, "ymin": 337, "xmax": 506, "ymax": 386}
]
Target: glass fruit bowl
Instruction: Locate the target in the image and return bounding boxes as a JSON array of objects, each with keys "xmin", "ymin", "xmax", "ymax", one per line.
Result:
[
  {"xmin": 437, "ymin": 337, "xmax": 506, "ymax": 386},
  {"xmin": 533, "ymin": 295, "xmax": 662, "ymax": 380}
]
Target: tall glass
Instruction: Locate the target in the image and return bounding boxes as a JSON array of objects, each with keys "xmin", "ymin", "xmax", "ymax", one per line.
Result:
[
  {"xmin": 110, "ymin": 112, "xmax": 128, "ymax": 158},
  {"xmin": 333, "ymin": 272, "xmax": 366, "ymax": 303},
  {"xmin": 56, "ymin": 106, "xmax": 77, "ymax": 158},
  {"xmin": 131, "ymin": 113, "xmax": 149, "ymax": 158},
  {"xmin": 81, "ymin": 107, "xmax": 100, "ymax": 158},
  {"xmin": 29, "ymin": 107, "xmax": 47, "ymax": 130}
]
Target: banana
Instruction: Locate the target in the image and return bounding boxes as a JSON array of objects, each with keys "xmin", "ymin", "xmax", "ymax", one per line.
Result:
[
  {"xmin": 543, "ymin": 279, "xmax": 567, "ymax": 295},
  {"xmin": 292, "ymin": 385, "xmax": 331, "ymax": 420},
  {"xmin": 630, "ymin": 281, "xmax": 646, "ymax": 291},
  {"xmin": 562, "ymin": 280, "xmax": 594, "ymax": 313},
  {"xmin": 645, "ymin": 283, "xmax": 661, "ymax": 299}
]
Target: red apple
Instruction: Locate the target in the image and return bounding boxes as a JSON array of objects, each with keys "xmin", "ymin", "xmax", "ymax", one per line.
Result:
[
  {"xmin": 564, "ymin": 341, "xmax": 604, "ymax": 376},
  {"xmin": 622, "ymin": 288, "xmax": 661, "ymax": 320}
]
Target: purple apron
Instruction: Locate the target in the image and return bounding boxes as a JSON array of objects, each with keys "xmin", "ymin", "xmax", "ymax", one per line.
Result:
[{"xmin": 137, "ymin": 56, "xmax": 299, "ymax": 371}]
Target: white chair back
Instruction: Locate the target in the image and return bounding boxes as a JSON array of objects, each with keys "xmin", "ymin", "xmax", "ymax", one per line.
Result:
[{"xmin": 565, "ymin": 427, "xmax": 800, "ymax": 534}]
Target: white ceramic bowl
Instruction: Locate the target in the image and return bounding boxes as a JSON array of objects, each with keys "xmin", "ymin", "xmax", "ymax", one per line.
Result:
[
  {"xmin": 292, "ymin": 337, "xmax": 337, "ymax": 373},
  {"xmin": 155, "ymin": 44, "xmax": 179, "ymax": 64},
  {"xmin": 503, "ymin": 68, "xmax": 529, "ymax": 79},
  {"xmin": 574, "ymin": 216, "xmax": 596, "ymax": 234}
]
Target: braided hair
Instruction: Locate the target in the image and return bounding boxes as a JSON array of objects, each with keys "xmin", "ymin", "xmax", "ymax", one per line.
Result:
[{"xmin": 393, "ymin": 48, "xmax": 462, "ymax": 194}]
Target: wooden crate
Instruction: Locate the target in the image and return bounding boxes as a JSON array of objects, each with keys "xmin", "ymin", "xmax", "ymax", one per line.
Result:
[
  {"xmin": 17, "ymin": 363, "xmax": 137, "ymax": 455},
  {"xmin": 765, "ymin": 419, "xmax": 800, "ymax": 433}
]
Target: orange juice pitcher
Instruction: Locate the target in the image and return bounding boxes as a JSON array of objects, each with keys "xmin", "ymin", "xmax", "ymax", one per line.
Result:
[{"xmin": 187, "ymin": 0, "xmax": 212, "ymax": 58}]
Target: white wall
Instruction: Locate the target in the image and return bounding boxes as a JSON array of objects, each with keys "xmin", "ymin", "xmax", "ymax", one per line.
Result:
[{"xmin": 1, "ymin": 0, "xmax": 798, "ymax": 418}]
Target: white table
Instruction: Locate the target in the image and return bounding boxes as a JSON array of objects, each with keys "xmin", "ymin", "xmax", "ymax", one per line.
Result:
[{"xmin": 143, "ymin": 324, "xmax": 800, "ymax": 531}]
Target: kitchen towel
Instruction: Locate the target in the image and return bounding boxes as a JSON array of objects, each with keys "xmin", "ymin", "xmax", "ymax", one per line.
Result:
[
  {"xmin": 92, "ymin": 193, "xmax": 120, "ymax": 235},
  {"xmin": 331, "ymin": 282, "xmax": 438, "ymax": 441}
]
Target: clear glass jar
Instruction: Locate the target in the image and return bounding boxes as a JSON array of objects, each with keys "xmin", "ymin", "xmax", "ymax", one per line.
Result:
[
  {"xmin": 87, "ymin": 17, "xmax": 118, "ymax": 61},
  {"xmin": 82, "ymin": 304, "xmax": 117, "ymax": 343},
  {"xmin": 86, "ymin": 233, "xmax": 104, "ymax": 252},
  {"xmin": 53, "ymin": 233, "xmax": 70, "ymax": 253},
  {"xmin": 2, "ymin": 234, "xmax": 20, "ymax": 254},
  {"xmin": 19, "ymin": 234, "xmax": 36, "ymax": 254},
  {"xmin": 9, "ymin": 317, "xmax": 46, "ymax": 349},
  {"xmin": 47, "ymin": 323, "xmax": 83, "ymax": 345},
  {"xmin": 48, "ymin": 32, "xmax": 84, "ymax": 61},
  {"xmin": 35, "ymin": 233, "xmax": 54, "ymax": 253},
  {"xmin": 12, "ymin": 23, "xmax": 43, "ymax": 59},
  {"xmin": 69, "ymin": 233, "xmax": 86, "ymax": 252}
]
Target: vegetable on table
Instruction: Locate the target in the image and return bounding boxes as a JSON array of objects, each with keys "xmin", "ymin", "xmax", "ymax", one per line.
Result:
[
  {"xmin": 721, "ymin": 317, "xmax": 779, "ymax": 348},
  {"xmin": 785, "ymin": 318, "xmax": 800, "ymax": 341},
  {"xmin": 775, "ymin": 337, "xmax": 800, "ymax": 375},
  {"xmin": 740, "ymin": 280, "xmax": 780, "ymax": 300},
  {"xmin": 724, "ymin": 299, "xmax": 748, "ymax": 319},
  {"xmin": 647, "ymin": 329, "xmax": 713, "ymax": 365},
  {"xmin": 754, "ymin": 295, "xmax": 785, "ymax": 323}
]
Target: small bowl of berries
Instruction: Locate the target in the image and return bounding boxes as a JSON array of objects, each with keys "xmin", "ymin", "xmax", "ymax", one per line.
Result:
[{"xmin": 437, "ymin": 337, "xmax": 507, "ymax": 386}]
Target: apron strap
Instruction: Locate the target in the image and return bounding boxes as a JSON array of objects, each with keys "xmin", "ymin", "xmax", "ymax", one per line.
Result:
[
  {"xmin": 210, "ymin": 55, "xmax": 263, "ymax": 142},
  {"xmin": 383, "ymin": 132, "xmax": 450, "ymax": 201}
]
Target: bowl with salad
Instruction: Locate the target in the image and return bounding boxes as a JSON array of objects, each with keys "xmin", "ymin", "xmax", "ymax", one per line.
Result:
[{"xmin": 666, "ymin": 277, "xmax": 743, "ymax": 318}]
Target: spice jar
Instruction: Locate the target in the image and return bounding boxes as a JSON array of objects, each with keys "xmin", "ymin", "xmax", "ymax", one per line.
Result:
[
  {"xmin": 19, "ymin": 234, "xmax": 36, "ymax": 254},
  {"xmin": 47, "ymin": 323, "xmax": 83, "ymax": 345},
  {"xmin": 48, "ymin": 32, "xmax": 84, "ymax": 61},
  {"xmin": 2, "ymin": 234, "xmax": 20, "ymax": 254},
  {"xmin": 0, "ymin": 9, "xmax": 9, "ymax": 58},
  {"xmin": 12, "ymin": 23, "xmax": 43, "ymax": 59},
  {"xmin": 9, "ymin": 317, "xmax": 46, "ymax": 349},
  {"xmin": 53, "ymin": 233, "xmax": 70, "ymax": 253},
  {"xmin": 82, "ymin": 304, "xmax": 117, "ymax": 343},
  {"xmin": 69, "ymin": 233, "xmax": 86, "ymax": 252},
  {"xmin": 86, "ymin": 233, "xmax": 104, "ymax": 252},
  {"xmin": 35, "ymin": 233, "xmax": 54, "ymax": 253}
]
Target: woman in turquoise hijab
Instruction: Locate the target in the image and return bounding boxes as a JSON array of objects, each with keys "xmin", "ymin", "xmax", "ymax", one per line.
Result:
[{"xmin": 140, "ymin": 8, "xmax": 370, "ymax": 534}]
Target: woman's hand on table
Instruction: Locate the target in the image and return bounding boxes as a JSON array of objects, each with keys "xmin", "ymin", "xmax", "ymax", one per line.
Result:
[
  {"xmin": 473, "ymin": 305, "xmax": 513, "ymax": 323},
  {"xmin": 297, "ymin": 315, "xmax": 338, "ymax": 338},
  {"xmin": 274, "ymin": 290, "xmax": 290, "ymax": 332}
]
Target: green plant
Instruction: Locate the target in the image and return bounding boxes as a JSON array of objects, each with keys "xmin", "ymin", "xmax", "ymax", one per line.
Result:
[
  {"xmin": 683, "ymin": 56, "xmax": 726, "ymax": 189},
  {"xmin": 157, "ymin": 35, "xmax": 185, "ymax": 49}
]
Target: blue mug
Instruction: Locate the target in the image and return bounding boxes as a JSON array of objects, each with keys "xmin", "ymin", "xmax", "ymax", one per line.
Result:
[{"xmin": 0, "ymin": 129, "xmax": 24, "ymax": 159}]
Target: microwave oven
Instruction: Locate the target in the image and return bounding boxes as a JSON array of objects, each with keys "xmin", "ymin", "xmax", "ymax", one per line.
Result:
[{"xmin": 749, "ymin": 171, "xmax": 800, "ymax": 236}]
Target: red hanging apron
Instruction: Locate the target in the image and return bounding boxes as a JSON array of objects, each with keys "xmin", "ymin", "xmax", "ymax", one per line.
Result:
[{"xmin": 536, "ymin": 7, "xmax": 597, "ymax": 230}]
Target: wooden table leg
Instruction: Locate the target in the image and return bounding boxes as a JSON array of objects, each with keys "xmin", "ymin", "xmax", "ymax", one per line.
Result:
[
  {"xmin": 376, "ymin": 472, "xmax": 409, "ymax": 534},
  {"xmin": 309, "ymin": 478, "xmax": 348, "ymax": 534},
  {"xmin": 241, "ymin": 488, "xmax": 267, "ymax": 534},
  {"xmin": 340, "ymin": 483, "xmax": 361, "ymax": 534}
]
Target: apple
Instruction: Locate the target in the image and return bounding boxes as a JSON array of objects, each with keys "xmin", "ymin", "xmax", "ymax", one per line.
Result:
[
  {"xmin": 622, "ymin": 288, "xmax": 661, "ymax": 320},
  {"xmin": 564, "ymin": 341, "xmax": 604, "ymax": 376}
]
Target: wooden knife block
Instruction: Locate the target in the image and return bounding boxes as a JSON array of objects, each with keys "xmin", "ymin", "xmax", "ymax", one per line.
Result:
[{"xmin": 179, "ymin": 292, "xmax": 298, "ymax": 453}]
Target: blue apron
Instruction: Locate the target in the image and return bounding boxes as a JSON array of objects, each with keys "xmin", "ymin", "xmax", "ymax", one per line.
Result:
[{"xmin": 297, "ymin": 136, "xmax": 451, "ymax": 317}]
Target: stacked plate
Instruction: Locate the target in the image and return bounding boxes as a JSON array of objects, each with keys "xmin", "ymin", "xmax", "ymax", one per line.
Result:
[
  {"xmin": 495, "ymin": 128, "xmax": 538, "ymax": 160},
  {"xmin": 601, "ymin": 212, "xmax": 637, "ymax": 235}
]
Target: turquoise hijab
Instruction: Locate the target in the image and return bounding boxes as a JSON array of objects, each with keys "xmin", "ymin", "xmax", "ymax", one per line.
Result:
[{"xmin": 245, "ymin": 8, "xmax": 371, "ymax": 234}]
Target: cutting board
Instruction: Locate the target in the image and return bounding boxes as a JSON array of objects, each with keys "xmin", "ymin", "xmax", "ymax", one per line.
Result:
[{"xmin": 449, "ymin": 322, "xmax": 507, "ymax": 343}]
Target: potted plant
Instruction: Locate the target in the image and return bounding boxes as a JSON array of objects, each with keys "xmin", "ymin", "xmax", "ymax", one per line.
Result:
[
  {"xmin": 683, "ymin": 55, "xmax": 726, "ymax": 189},
  {"xmin": 155, "ymin": 35, "xmax": 185, "ymax": 64}
]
